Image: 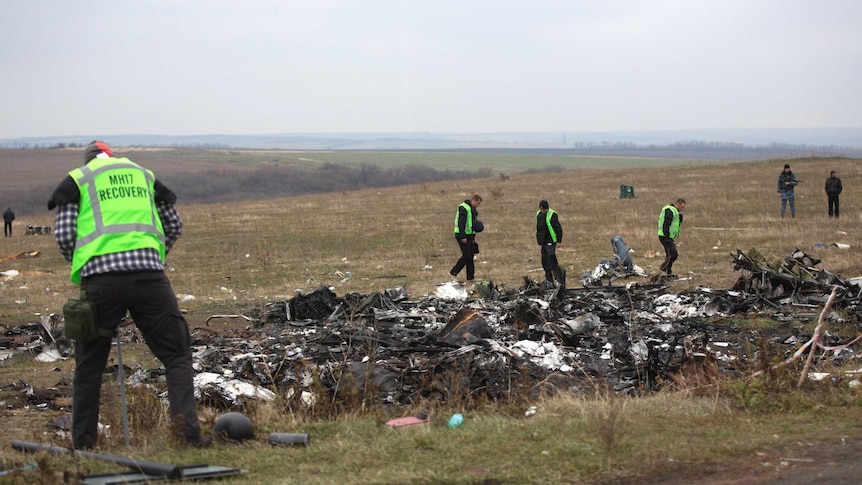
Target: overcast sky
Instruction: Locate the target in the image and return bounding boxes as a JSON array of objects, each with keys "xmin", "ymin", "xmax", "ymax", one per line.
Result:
[{"xmin": 1, "ymin": 0, "xmax": 860, "ymax": 138}]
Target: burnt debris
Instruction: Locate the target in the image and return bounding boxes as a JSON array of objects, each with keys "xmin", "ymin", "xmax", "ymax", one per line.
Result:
[{"xmin": 4, "ymin": 248, "xmax": 862, "ymax": 414}]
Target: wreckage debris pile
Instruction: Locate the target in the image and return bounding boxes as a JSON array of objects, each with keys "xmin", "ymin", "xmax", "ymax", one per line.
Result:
[
  {"xmin": 6, "ymin": 249, "xmax": 862, "ymax": 412},
  {"xmin": 191, "ymin": 247, "xmax": 859, "ymax": 407},
  {"xmin": 731, "ymin": 247, "xmax": 862, "ymax": 306}
]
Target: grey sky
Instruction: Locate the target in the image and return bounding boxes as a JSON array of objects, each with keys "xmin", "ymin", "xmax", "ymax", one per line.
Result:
[{"xmin": 2, "ymin": 0, "xmax": 860, "ymax": 138}]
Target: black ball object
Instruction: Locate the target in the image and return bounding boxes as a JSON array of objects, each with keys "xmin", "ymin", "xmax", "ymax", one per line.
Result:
[
  {"xmin": 213, "ymin": 412, "xmax": 255, "ymax": 442},
  {"xmin": 473, "ymin": 220, "xmax": 484, "ymax": 233}
]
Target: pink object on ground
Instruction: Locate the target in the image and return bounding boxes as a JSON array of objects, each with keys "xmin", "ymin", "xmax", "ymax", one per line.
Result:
[{"xmin": 385, "ymin": 416, "xmax": 431, "ymax": 428}]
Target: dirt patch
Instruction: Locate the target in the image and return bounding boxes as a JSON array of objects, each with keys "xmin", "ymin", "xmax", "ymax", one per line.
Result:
[{"xmin": 612, "ymin": 439, "xmax": 862, "ymax": 485}]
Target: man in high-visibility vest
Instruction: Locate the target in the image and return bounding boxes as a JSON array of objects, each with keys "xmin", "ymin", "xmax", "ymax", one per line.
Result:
[
  {"xmin": 449, "ymin": 194, "xmax": 483, "ymax": 282},
  {"xmin": 657, "ymin": 198, "xmax": 686, "ymax": 277},
  {"xmin": 536, "ymin": 199, "xmax": 563, "ymax": 285},
  {"xmin": 48, "ymin": 141, "xmax": 208, "ymax": 449}
]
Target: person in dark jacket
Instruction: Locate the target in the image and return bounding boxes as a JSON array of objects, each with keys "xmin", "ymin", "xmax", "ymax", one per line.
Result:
[
  {"xmin": 825, "ymin": 170, "xmax": 843, "ymax": 218},
  {"xmin": 777, "ymin": 163, "xmax": 798, "ymax": 218},
  {"xmin": 536, "ymin": 199, "xmax": 563, "ymax": 284},
  {"xmin": 3, "ymin": 208, "xmax": 14, "ymax": 237},
  {"xmin": 658, "ymin": 198, "xmax": 685, "ymax": 276},
  {"xmin": 449, "ymin": 194, "xmax": 483, "ymax": 282},
  {"xmin": 48, "ymin": 141, "xmax": 208, "ymax": 449}
]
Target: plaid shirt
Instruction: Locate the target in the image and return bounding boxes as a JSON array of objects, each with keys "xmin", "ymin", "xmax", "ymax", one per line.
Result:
[{"xmin": 54, "ymin": 201, "xmax": 182, "ymax": 277}]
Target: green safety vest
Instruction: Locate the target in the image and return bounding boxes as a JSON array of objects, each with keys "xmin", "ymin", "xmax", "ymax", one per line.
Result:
[
  {"xmin": 454, "ymin": 202, "xmax": 474, "ymax": 235},
  {"xmin": 657, "ymin": 204, "xmax": 681, "ymax": 238},
  {"xmin": 537, "ymin": 209, "xmax": 558, "ymax": 243},
  {"xmin": 69, "ymin": 158, "xmax": 166, "ymax": 284}
]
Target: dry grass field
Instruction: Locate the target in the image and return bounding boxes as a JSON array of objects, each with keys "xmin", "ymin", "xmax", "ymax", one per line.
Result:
[
  {"xmin": 0, "ymin": 153, "xmax": 860, "ymax": 484},
  {"xmin": 5, "ymin": 153, "xmax": 858, "ymax": 324},
  {"xmin": 174, "ymin": 156, "xmax": 857, "ymax": 309}
]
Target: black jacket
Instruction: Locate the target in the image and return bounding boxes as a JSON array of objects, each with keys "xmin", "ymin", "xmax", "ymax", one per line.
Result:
[
  {"xmin": 825, "ymin": 176, "xmax": 843, "ymax": 195},
  {"xmin": 454, "ymin": 200, "xmax": 478, "ymax": 239},
  {"xmin": 536, "ymin": 210, "xmax": 563, "ymax": 245}
]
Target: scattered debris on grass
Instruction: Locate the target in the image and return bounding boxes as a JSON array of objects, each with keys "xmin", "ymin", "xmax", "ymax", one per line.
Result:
[{"xmin": 4, "ymin": 248, "xmax": 861, "ymax": 415}]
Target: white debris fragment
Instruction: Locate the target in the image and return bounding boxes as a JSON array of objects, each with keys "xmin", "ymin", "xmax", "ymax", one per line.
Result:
[
  {"xmin": 630, "ymin": 340, "xmax": 649, "ymax": 362},
  {"xmin": 509, "ymin": 340, "xmax": 571, "ymax": 371},
  {"xmin": 562, "ymin": 313, "xmax": 601, "ymax": 333},
  {"xmin": 528, "ymin": 298, "xmax": 550, "ymax": 310},
  {"xmin": 435, "ymin": 281, "xmax": 468, "ymax": 300},
  {"xmin": 194, "ymin": 372, "xmax": 276, "ymax": 404},
  {"xmin": 35, "ymin": 348, "xmax": 66, "ymax": 362},
  {"xmin": 301, "ymin": 390, "xmax": 316, "ymax": 407}
]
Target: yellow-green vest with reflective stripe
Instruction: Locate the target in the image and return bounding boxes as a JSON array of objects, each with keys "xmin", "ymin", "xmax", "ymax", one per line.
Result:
[
  {"xmin": 454, "ymin": 202, "xmax": 474, "ymax": 235},
  {"xmin": 537, "ymin": 209, "xmax": 558, "ymax": 243},
  {"xmin": 657, "ymin": 204, "xmax": 681, "ymax": 238},
  {"xmin": 69, "ymin": 158, "xmax": 166, "ymax": 284}
]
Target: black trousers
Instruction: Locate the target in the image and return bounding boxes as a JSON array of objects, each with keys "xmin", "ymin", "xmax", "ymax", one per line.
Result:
[
  {"xmin": 72, "ymin": 271, "xmax": 200, "ymax": 449},
  {"xmin": 659, "ymin": 236, "xmax": 678, "ymax": 275},
  {"xmin": 3, "ymin": 222, "xmax": 11, "ymax": 236},
  {"xmin": 541, "ymin": 243, "xmax": 561, "ymax": 282},
  {"xmin": 449, "ymin": 236, "xmax": 476, "ymax": 280},
  {"xmin": 828, "ymin": 193, "xmax": 840, "ymax": 218}
]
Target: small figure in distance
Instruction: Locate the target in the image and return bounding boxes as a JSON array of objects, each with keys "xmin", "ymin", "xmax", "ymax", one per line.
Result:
[
  {"xmin": 449, "ymin": 194, "xmax": 483, "ymax": 283},
  {"xmin": 536, "ymin": 199, "xmax": 563, "ymax": 285},
  {"xmin": 658, "ymin": 198, "xmax": 685, "ymax": 277},
  {"xmin": 825, "ymin": 170, "xmax": 842, "ymax": 218},
  {"xmin": 3, "ymin": 207, "xmax": 14, "ymax": 237},
  {"xmin": 777, "ymin": 163, "xmax": 798, "ymax": 218}
]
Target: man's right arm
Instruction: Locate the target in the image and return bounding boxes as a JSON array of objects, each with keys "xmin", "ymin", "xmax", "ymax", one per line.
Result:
[
  {"xmin": 54, "ymin": 203, "xmax": 78, "ymax": 263},
  {"xmin": 48, "ymin": 176, "xmax": 79, "ymax": 210}
]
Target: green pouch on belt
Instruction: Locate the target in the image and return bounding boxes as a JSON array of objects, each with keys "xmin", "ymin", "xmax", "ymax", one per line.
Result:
[{"xmin": 63, "ymin": 283, "xmax": 101, "ymax": 343}]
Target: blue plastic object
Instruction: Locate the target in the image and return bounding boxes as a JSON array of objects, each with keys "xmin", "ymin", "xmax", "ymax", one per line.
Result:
[{"xmin": 447, "ymin": 413, "xmax": 464, "ymax": 428}]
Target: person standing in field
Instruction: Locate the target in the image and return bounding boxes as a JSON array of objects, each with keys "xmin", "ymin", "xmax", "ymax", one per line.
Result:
[
  {"xmin": 48, "ymin": 141, "xmax": 208, "ymax": 449},
  {"xmin": 825, "ymin": 170, "xmax": 842, "ymax": 218},
  {"xmin": 658, "ymin": 198, "xmax": 685, "ymax": 277},
  {"xmin": 3, "ymin": 207, "xmax": 14, "ymax": 236},
  {"xmin": 777, "ymin": 163, "xmax": 798, "ymax": 218},
  {"xmin": 536, "ymin": 199, "xmax": 563, "ymax": 285},
  {"xmin": 449, "ymin": 194, "xmax": 483, "ymax": 282}
]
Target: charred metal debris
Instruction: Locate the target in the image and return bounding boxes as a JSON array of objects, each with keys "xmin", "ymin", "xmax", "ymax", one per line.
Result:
[{"xmin": 4, "ymin": 248, "xmax": 862, "ymax": 413}]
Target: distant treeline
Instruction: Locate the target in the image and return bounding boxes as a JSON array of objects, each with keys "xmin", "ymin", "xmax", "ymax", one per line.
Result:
[
  {"xmin": 5, "ymin": 140, "xmax": 861, "ymax": 159},
  {"xmin": 166, "ymin": 162, "xmax": 489, "ymax": 205},
  {"xmin": 12, "ymin": 141, "xmax": 230, "ymax": 149},
  {"xmin": 12, "ymin": 162, "xmax": 490, "ymax": 216},
  {"xmin": 437, "ymin": 141, "xmax": 862, "ymax": 160},
  {"xmin": 569, "ymin": 140, "xmax": 862, "ymax": 159}
]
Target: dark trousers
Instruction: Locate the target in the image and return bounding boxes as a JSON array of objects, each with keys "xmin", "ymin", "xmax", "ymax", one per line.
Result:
[
  {"xmin": 659, "ymin": 236, "xmax": 678, "ymax": 275},
  {"xmin": 449, "ymin": 236, "xmax": 475, "ymax": 280},
  {"xmin": 828, "ymin": 193, "xmax": 840, "ymax": 218},
  {"xmin": 541, "ymin": 243, "xmax": 561, "ymax": 283},
  {"xmin": 3, "ymin": 222, "xmax": 11, "ymax": 236},
  {"xmin": 72, "ymin": 271, "xmax": 200, "ymax": 449}
]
